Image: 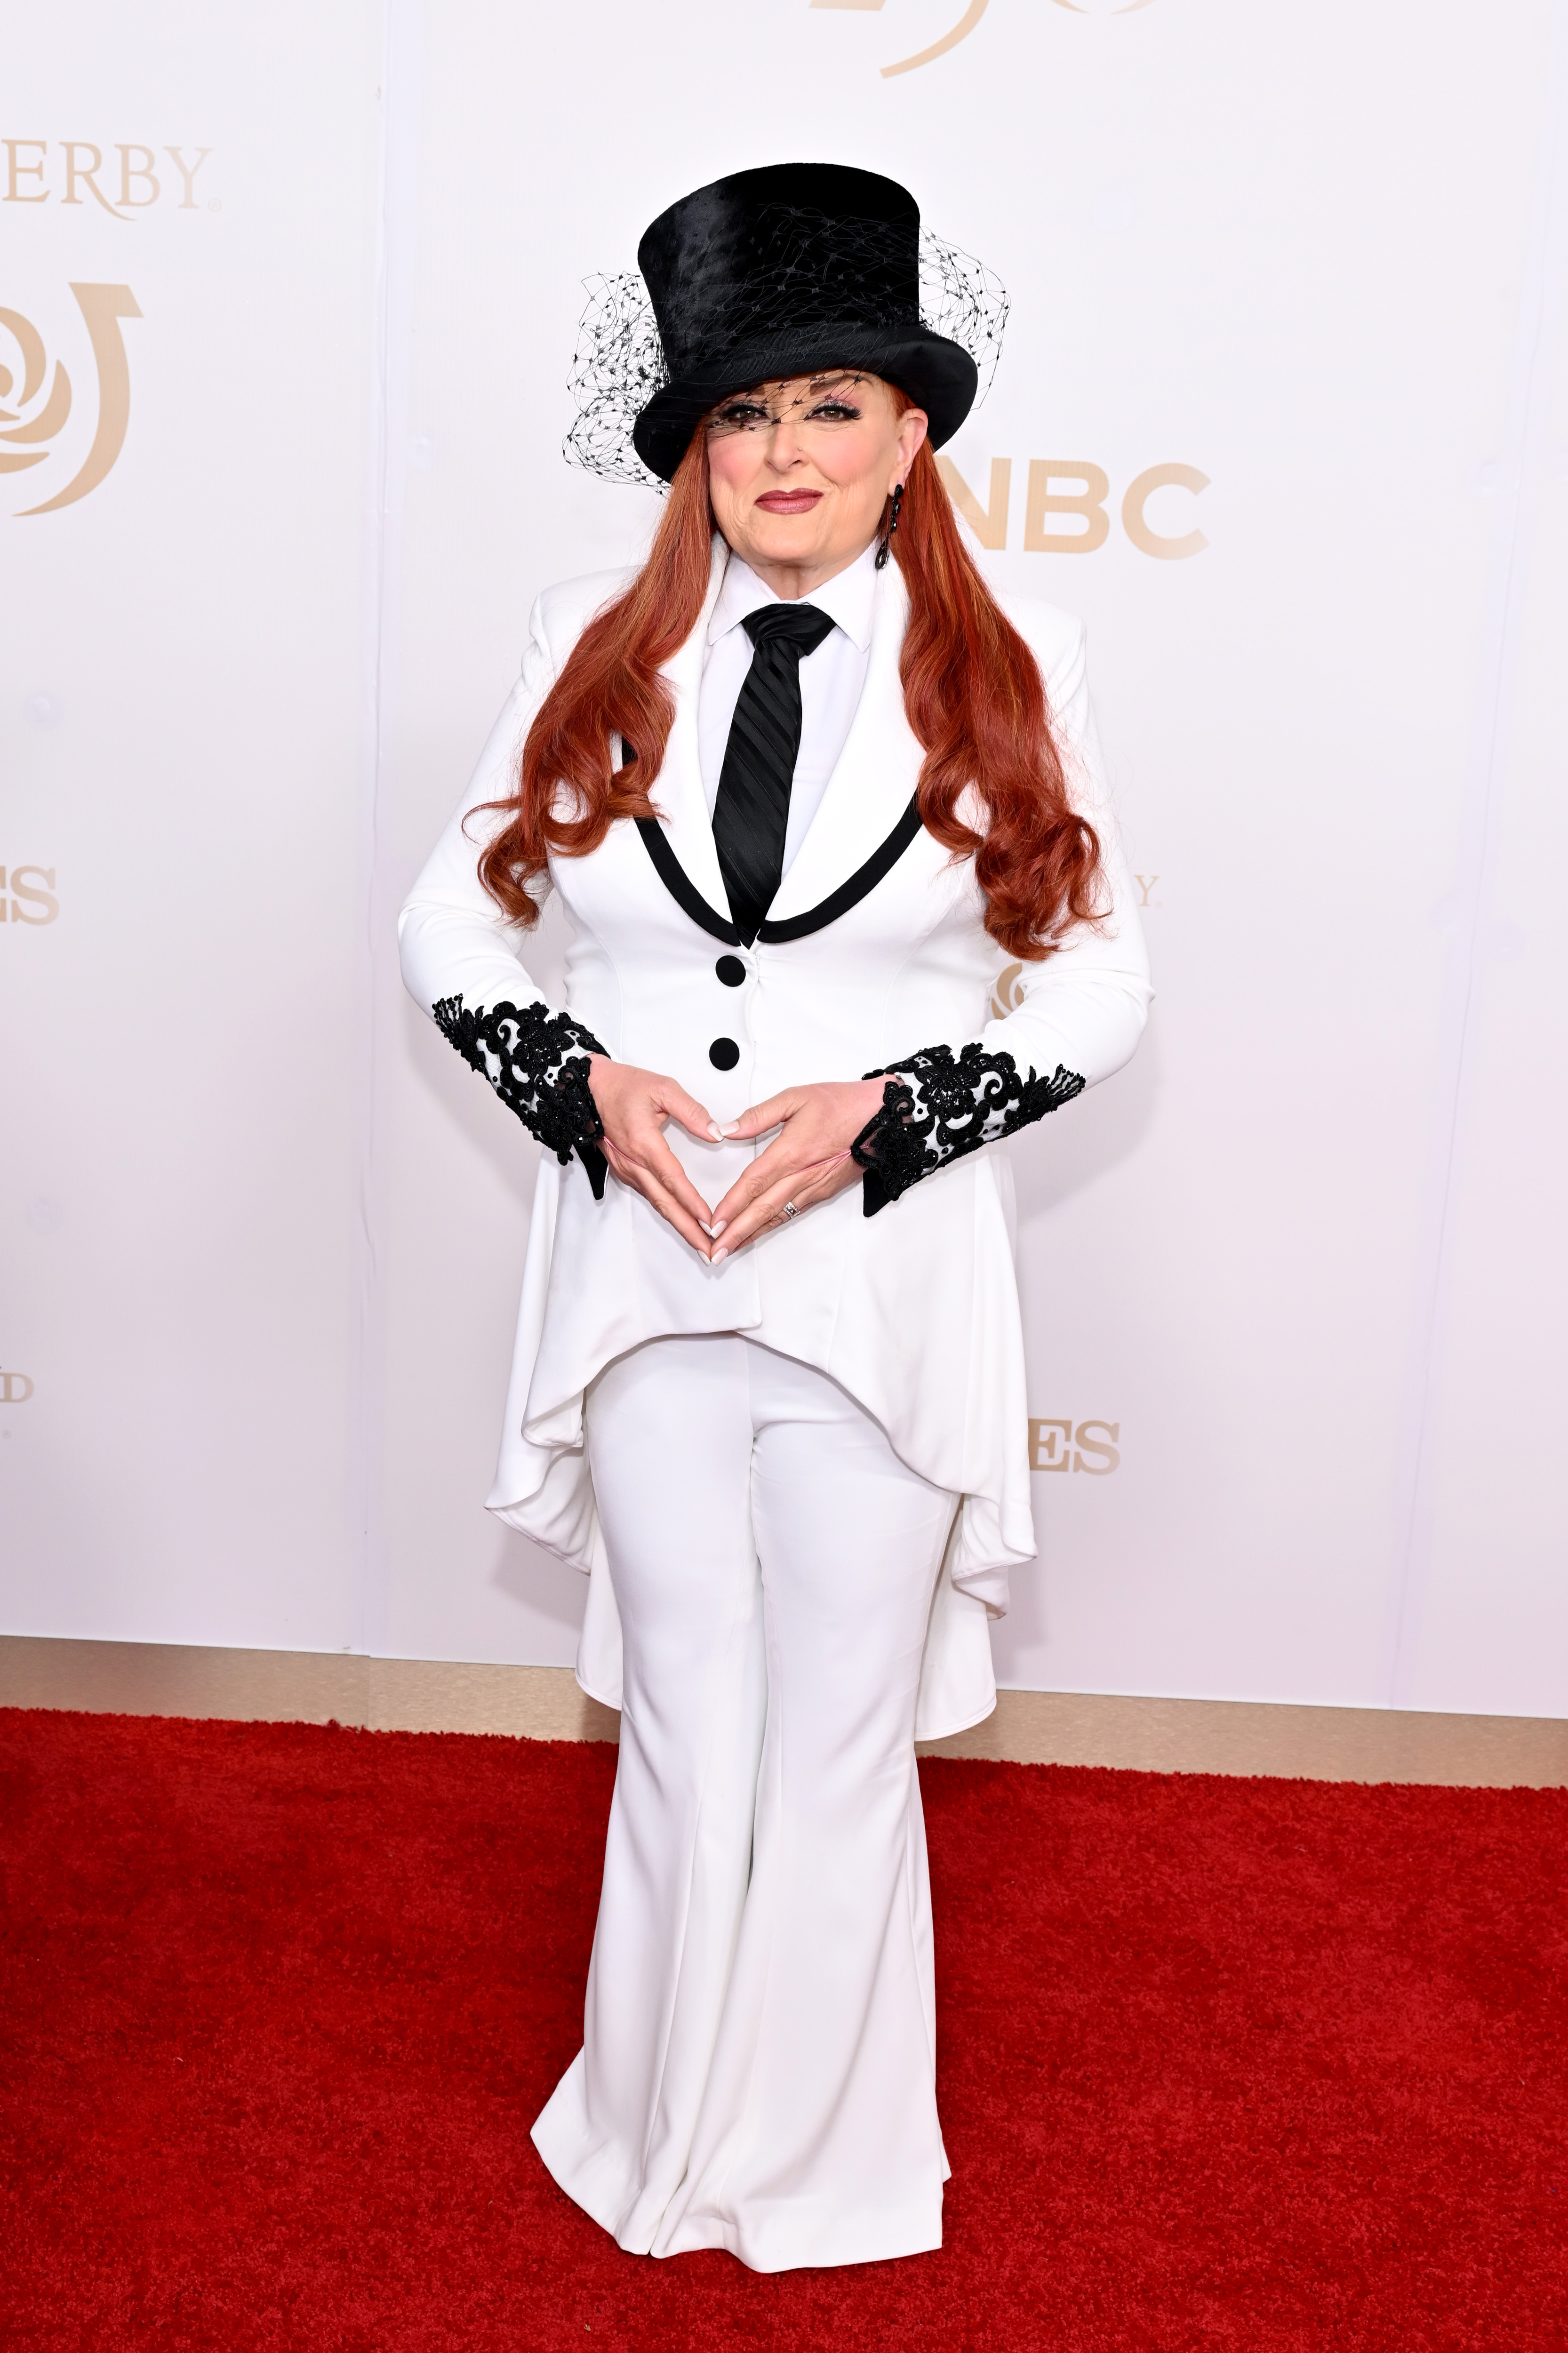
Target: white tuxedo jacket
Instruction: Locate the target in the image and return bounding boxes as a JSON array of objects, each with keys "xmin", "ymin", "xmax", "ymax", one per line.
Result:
[{"xmin": 399, "ymin": 542, "xmax": 1152, "ymax": 1737}]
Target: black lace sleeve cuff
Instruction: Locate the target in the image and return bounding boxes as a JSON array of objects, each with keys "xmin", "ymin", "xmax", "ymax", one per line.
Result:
[
  {"xmin": 850, "ymin": 1042, "xmax": 1086, "ymax": 1218},
  {"xmin": 432, "ymin": 995, "xmax": 611, "ymax": 1200}
]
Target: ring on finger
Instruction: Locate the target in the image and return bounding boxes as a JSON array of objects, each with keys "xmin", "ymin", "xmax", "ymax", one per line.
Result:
[{"xmin": 780, "ymin": 1200, "xmax": 799, "ymax": 1220}]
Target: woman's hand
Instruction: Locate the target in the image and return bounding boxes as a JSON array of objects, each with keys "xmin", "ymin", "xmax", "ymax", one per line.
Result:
[
  {"xmin": 587, "ymin": 1056, "xmax": 722, "ymax": 1258},
  {"xmin": 706, "ymin": 1077, "xmax": 891, "ymax": 1261}
]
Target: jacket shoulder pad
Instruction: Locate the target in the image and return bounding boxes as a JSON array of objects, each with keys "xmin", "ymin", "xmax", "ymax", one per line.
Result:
[
  {"xmin": 994, "ymin": 592, "xmax": 1084, "ymax": 691},
  {"xmin": 533, "ymin": 567, "xmax": 641, "ymax": 663}
]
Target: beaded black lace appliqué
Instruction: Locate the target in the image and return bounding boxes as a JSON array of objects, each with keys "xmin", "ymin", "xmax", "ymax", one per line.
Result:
[
  {"xmin": 851, "ymin": 1043, "xmax": 1085, "ymax": 1217},
  {"xmin": 432, "ymin": 996, "xmax": 609, "ymax": 1194}
]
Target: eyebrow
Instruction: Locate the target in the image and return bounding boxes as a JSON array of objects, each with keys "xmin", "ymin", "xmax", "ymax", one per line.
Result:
[{"xmin": 718, "ymin": 372, "xmax": 866, "ymax": 407}]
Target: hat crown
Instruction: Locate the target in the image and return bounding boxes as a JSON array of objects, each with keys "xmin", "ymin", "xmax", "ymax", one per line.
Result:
[{"xmin": 637, "ymin": 163, "xmax": 921, "ymax": 382}]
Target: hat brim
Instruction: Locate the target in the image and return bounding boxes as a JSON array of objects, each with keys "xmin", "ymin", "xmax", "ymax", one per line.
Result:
[{"xmin": 631, "ymin": 324, "xmax": 978, "ymax": 484}]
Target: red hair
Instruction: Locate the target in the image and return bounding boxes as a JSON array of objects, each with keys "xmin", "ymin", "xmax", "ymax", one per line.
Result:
[{"xmin": 477, "ymin": 417, "xmax": 1101, "ymax": 960}]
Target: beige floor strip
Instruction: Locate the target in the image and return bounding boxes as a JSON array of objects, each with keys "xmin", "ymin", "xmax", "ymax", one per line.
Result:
[{"xmin": 1, "ymin": 1635, "xmax": 1563, "ymax": 1788}]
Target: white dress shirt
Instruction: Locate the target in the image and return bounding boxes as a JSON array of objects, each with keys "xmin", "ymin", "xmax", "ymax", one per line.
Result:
[{"xmin": 696, "ymin": 541, "xmax": 878, "ymax": 878}]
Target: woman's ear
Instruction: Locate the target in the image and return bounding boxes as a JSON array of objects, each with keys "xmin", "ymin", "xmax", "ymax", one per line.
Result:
[{"xmin": 895, "ymin": 406, "xmax": 930, "ymax": 475}]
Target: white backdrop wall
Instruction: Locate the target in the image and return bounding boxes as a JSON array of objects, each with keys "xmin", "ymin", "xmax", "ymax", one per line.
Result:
[{"xmin": 5, "ymin": 0, "xmax": 1566, "ymax": 1718}]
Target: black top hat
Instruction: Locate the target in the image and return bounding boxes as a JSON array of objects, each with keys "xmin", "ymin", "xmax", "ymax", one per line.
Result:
[{"xmin": 630, "ymin": 163, "xmax": 981, "ymax": 484}]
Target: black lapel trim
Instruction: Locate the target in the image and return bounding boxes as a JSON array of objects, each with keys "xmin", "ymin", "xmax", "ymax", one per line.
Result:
[
  {"xmin": 758, "ymin": 796, "xmax": 924, "ymax": 943},
  {"xmin": 634, "ymin": 817, "xmax": 741, "ymax": 945},
  {"xmin": 633, "ymin": 795, "xmax": 925, "ymax": 949},
  {"xmin": 623, "ymin": 737, "xmax": 742, "ymax": 947}
]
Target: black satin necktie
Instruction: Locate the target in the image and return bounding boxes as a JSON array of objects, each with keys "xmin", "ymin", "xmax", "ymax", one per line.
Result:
[{"xmin": 712, "ymin": 602, "xmax": 837, "ymax": 944}]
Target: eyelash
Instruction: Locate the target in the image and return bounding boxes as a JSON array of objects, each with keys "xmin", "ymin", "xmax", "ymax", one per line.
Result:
[{"xmin": 712, "ymin": 399, "xmax": 862, "ymax": 426}]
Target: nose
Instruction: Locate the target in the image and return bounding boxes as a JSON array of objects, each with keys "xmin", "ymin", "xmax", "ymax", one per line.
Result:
[{"xmin": 764, "ymin": 416, "xmax": 807, "ymax": 470}]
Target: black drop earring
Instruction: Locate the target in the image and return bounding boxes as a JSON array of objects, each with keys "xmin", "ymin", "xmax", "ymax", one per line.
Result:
[{"xmin": 875, "ymin": 480, "xmax": 905, "ymax": 569}]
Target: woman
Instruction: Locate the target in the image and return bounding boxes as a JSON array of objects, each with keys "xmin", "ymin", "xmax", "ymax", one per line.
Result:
[{"xmin": 400, "ymin": 162, "xmax": 1151, "ymax": 2272}]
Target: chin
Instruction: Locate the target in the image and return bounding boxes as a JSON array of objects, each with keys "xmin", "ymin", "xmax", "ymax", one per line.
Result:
[
  {"xmin": 750, "ymin": 516, "xmax": 826, "ymax": 549},
  {"xmin": 744, "ymin": 520, "xmax": 829, "ymax": 562}
]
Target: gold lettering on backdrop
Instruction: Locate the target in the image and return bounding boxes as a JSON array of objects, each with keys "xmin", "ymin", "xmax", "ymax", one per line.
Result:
[
  {"xmin": 1, "ymin": 1372, "xmax": 35, "ymax": 1403},
  {"xmin": 117, "ymin": 144, "xmax": 160, "ymax": 208},
  {"xmin": 1029, "ymin": 1419, "xmax": 1073, "ymax": 1472},
  {"xmin": 937, "ymin": 455, "xmax": 1011, "ymax": 550},
  {"xmin": 1121, "ymin": 463, "xmax": 1209, "ymax": 560},
  {"xmin": 939, "ymin": 458, "xmax": 1209, "ymax": 556},
  {"xmin": 1133, "ymin": 874, "xmax": 1159, "ymax": 906},
  {"xmin": 1024, "ymin": 460, "xmax": 1111, "ymax": 554},
  {"xmin": 62, "ymin": 142, "xmax": 124, "ymax": 217},
  {"xmin": 8, "ymin": 867, "xmax": 59, "ymax": 923},
  {"xmin": 4, "ymin": 139, "xmax": 48, "ymax": 201},
  {"xmin": 0, "ymin": 142, "xmax": 212, "ymax": 208},
  {"xmin": 1030, "ymin": 1418, "xmax": 1121, "ymax": 1473},
  {"xmin": 165, "ymin": 146, "xmax": 213, "ymax": 208},
  {"xmin": 1072, "ymin": 1420, "xmax": 1120, "ymax": 1474}
]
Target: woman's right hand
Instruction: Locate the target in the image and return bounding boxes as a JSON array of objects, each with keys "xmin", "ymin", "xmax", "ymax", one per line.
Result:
[{"xmin": 586, "ymin": 1056, "xmax": 721, "ymax": 1258}]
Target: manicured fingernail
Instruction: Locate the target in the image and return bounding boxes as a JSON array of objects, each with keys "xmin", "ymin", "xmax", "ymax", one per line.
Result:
[
  {"xmin": 707, "ymin": 1124, "xmax": 725, "ymax": 1141},
  {"xmin": 709, "ymin": 1219, "xmax": 726, "ymax": 1237},
  {"xmin": 719, "ymin": 1121, "xmax": 741, "ymax": 1136},
  {"xmin": 698, "ymin": 1222, "xmax": 715, "ymax": 1236},
  {"xmin": 712, "ymin": 1247, "xmax": 728, "ymax": 1265}
]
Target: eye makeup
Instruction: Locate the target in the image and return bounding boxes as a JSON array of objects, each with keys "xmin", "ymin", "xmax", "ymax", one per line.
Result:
[{"xmin": 706, "ymin": 373, "xmax": 870, "ymax": 434}]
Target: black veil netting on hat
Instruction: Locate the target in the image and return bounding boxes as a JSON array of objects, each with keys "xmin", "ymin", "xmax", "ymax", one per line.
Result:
[{"xmin": 562, "ymin": 216, "xmax": 1008, "ymax": 492}]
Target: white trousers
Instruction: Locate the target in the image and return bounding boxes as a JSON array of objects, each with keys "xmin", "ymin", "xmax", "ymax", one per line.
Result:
[{"xmin": 531, "ymin": 1333, "xmax": 960, "ymax": 2273}]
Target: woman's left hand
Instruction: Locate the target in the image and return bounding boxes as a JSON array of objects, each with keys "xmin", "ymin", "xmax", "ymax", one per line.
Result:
[{"xmin": 707, "ymin": 1077, "xmax": 891, "ymax": 1261}]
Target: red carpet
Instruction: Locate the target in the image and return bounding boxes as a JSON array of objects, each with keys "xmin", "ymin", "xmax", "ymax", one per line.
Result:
[{"xmin": 0, "ymin": 1709, "xmax": 1563, "ymax": 2350}]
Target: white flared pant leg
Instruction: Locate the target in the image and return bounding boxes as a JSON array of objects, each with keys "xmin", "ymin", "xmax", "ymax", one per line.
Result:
[{"xmin": 530, "ymin": 1332, "xmax": 958, "ymax": 2274}]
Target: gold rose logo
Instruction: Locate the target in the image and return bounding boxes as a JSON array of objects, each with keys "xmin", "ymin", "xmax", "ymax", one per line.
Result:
[
  {"xmin": 990, "ymin": 960, "xmax": 1027, "ymax": 1021},
  {"xmin": 810, "ymin": 0, "xmax": 991, "ymax": 75},
  {"xmin": 811, "ymin": 0, "xmax": 1157, "ymax": 76},
  {"xmin": 0, "ymin": 282, "xmax": 141, "ymax": 514}
]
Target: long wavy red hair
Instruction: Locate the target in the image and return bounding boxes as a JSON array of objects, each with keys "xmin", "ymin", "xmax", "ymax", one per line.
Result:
[{"xmin": 476, "ymin": 415, "xmax": 1102, "ymax": 959}]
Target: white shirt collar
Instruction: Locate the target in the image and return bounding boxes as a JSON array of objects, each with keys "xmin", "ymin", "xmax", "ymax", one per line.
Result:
[{"xmin": 706, "ymin": 538, "xmax": 880, "ymax": 655}]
